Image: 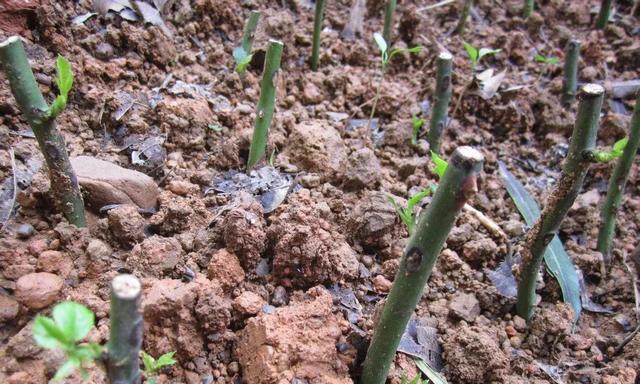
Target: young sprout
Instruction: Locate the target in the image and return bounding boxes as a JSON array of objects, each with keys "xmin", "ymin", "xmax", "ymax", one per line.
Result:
[
  {"xmin": 595, "ymin": 0, "xmax": 613, "ymax": 29},
  {"xmin": 592, "ymin": 136, "xmax": 628, "ymax": 162},
  {"xmin": 517, "ymin": 84, "xmax": 604, "ymax": 322},
  {"xmin": 456, "ymin": 0, "xmax": 472, "ymax": 36},
  {"xmin": 383, "ymin": 0, "xmax": 397, "ymax": 43},
  {"xmin": 311, "ymin": 0, "xmax": 326, "ymax": 71},
  {"xmin": 107, "ymin": 274, "xmax": 143, "ymax": 383},
  {"xmin": 247, "ymin": 40, "xmax": 284, "ymax": 169},
  {"xmin": 32, "ymin": 301, "xmax": 102, "ymax": 381},
  {"xmin": 400, "ymin": 374, "xmax": 429, "ymax": 384},
  {"xmin": 387, "ymin": 188, "xmax": 432, "ymax": 235},
  {"xmin": 0, "ymin": 36, "xmax": 86, "ymax": 227},
  {"xmin": 369, "ymin": 33, "xmax": 421, "ymax": 127},
  {"xmin": 141, "ymin": 351, "xmax": 177, "ymax": 384},
  {"xmin": 598, "ymin": 92, "xmax": 640, "ymax": 267},
  {"xmin": 463, "ymin": 41, "xmax": 501, "ymax": 72},
  {"xmin": 361, "ymin": 147, "xmax": 484, "ymax": 384},
  {"xmin": 561, "ymin": 39, "xmax": 581, "ymax": 108},
  {"xmin": 534, "ymin": 54, "xmax": 560, "ymax": 66},
  {"xmin": 427, "ymin": 51, "xmax": 453, "ymax": 153},
  {"xmin": 233, "ymin": 10, "xmax": 261, "ymax": 81},
  {"xmin": 523, "ymin": 0, "xmax": 535, "ymax": 18},
  {"xmin": 411, "ymin": 113, "xmax": 424, "ymax": 145}
]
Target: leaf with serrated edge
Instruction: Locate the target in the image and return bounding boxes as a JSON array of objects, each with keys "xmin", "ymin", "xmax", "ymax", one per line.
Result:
[
  {"xmin": 498, "ymin": 161, "xmax": 581, "ymax": 321},
  {"xmin": 156, "ymin": 351, "xmax": 177, "ymax": 367},
  {"xmin": 53, "ymin": 301, "xmax": 95, "ymax": 343},
  {"xmin": 33, "ymin": 315, "xmax": 66, "ymax": 349},
  {"xmin": 430, "ymin": 151, "xmax": 448, "ymax": 179}
]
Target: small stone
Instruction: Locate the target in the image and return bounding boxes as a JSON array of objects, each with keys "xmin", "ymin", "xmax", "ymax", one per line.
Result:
[
  {"xmin": 15, "ymin": 272, "xmax": 63, "ymax": 309},
  {"xmin": 95, "ymin": 42, "xmax": 115, "ymax": 60},
  {"xmin": 207, "ymin": 249, "xmax": 245, "ymax": 291},
  {"xmin": 361, "ymin": 255, "xmax": 374, "ymax": 268},
  {"xmin": 513, "ymin": 316, "xmax": 527, "ymax": 332},
  {"xmin": 86, "ymin": 239, "xmax": 112, "ymax": 259},
  {"xmin": 271, "ymin": 286, "xmax": 288, "ymax": 307},
  {"xmin": 37, "ymin": 250, "xmax": 73, "ymax": 277},
  {"xmin": 0, "ymin": 294, "xmax": 20, "ymax": 322},
  {"xmin": 168, "ymin": 180, "xmax": 197, "ymax": 196},
  {"xmin": 108, "ymin": 205, "xmax": 146, "ymax": 247},
  {"xmin": 448, "ymin": 293, "xmax": 480, "ymax": 322},
  {"xmin": 505, "ymin": 325, "xmax": 517, "ymax": 337},
  {"xmin": 372, "ymin": 275, "xmax": 392, "ymax": 293},
  {"xmin": 227, "ymin": 361, "xmax": 240, "ymax": 375},
  {"xmin": 233, "ymin": 291, "xmax": 266, "ymax": 315},
  {"xmin": 16, "ymin": 224, "xmax": 35, "ymax": 239}
]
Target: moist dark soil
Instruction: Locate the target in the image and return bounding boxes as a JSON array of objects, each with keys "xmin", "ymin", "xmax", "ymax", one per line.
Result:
[{"xmin": 1, "ymin": 0, "xmax": 639, "ymax": 383}]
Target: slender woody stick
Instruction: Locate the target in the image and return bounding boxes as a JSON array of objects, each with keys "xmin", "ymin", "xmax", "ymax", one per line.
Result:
[
  {"xmin": 241, "ymin": 10, "xmax": 261, "ymax": 54},
  {"xmin": 107, "ymin": 274, "xmax": 143, "ymax": 384},
  {"xmin": 383, "ymin": 0, "xmax": 397, "ymax": 43},
  {"xmin": 596, "ymin": 0, "xmax": 613, "ymax": 29},
  {"xmin": 427, "ymin": 51, "xmax": 453, "ymax": 154},
  {"xmin": 523, "ymin": 0, "xmax": 534, "ymax": 17},
  {"xmin": 360, "ymin": 146, "xmax": 484, "ymax": 384},
  {"xmin": 561, "ymin": 39, "xmax": 581, "ymax": 109},
  {"xmin": 247, "ymin": 40, "xmax": 284, "ymax": 169},
  {"xmin": 597, "ymin": 92, "xmax": 640, "ymax": 267},
  {"xmin": 0, "ymin": 36, "xmax": 86, "ymax": 227},
  {"xmin": 311, "ymin": 0, "xmax": 326, "ymax": 71},
  {"xmin": 456, "ymin": 0, "xmax": 472, "ymax": 36},
  {"xmin": 517, "ymin": 84, "xmax": 604, "ymax": 322}
]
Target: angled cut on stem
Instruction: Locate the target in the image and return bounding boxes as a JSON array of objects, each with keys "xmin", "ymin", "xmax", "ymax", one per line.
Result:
[
  {"xmin": 0, "ymin": 36, "xmax": 86, "ymax": 227},
  {"xmin": 595, "ymin": 0, "xmax": 613, "ymax": 29},
  {"xmin": 383, "ymin": 0, "xmax": 397, "ymax": 43},
  {"xmin": 597, "ymin": 92, "xmax": 640, "ymax": 267},
  {"xmin": 360, "ymin": 146, "xmax": 484, "ymax": 384},
  {"xmin": 107, "ymin": 274, "xmax": 143, "ymax": 384},
  {"xmin": 561, "ymin": 39, "xmax": 581, "ymax": 109},
  {"xmin": 311, "ymin": 0, "xmax": 326, "ymax": 71},
  {"xmin": 427, "ymin": 51, "xmax": 453, "ymax": 154},
  {"xmin": 516, "ymin": 84, "xmax": 604, "ymax": 322},
  {"xmin": 247, "ymin": 40, "xmax": 284, "ymax": 169}
]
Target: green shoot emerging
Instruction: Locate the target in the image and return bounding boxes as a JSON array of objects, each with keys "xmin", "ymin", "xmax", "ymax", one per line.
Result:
[
  {"xmin": 233, "ymin": 47, "xmax": 253, "ymax": 77},
  {"xmin": 49, "ymin": 55, "xmax": 74, "ymax": 119},
  {"xmin": 141, "ymin": 351, "xmax": 177, "ymax": 384},
  {"xmin": 593, "ymin": 137, "xmax": 628, "ymax": 162},
  {"xmin": 388, "ymin": 188, "xmax": 432, "ymax": 235},
  {"xmin": 534, "ymin": 54, "xmax": 560, "ymax": 65},
  {"xmin": 234, "ymin": 10, "xmax": 260, "ymax": 80},
  {"xmin": 369, "ymin": 33, "xmax": 421, "ymax": 126},
  {"xmin": 462, "ymin": 42, "xmax": 500, "ymax": 71},
  {"xmin": 411, "ymin": 113, "xmax": 424, "ymax": 144},
  {"xmin": 32, "ymin": 301, "xmax": 102, "ymax": 381},
  {"xmin": 431, "ymin": 151, "xmax": 448, "ymax": 178},
  {"xmin": 400, "ymin": 374, "xmax": 429, "ymax": 384}
]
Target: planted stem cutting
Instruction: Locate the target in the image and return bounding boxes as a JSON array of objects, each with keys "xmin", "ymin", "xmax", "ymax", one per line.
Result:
[
  {"xmin": 456, "ymin": 0, "xmax": 472, "ymax": 36},
  {"xmin": 523, "ymin": 0, "xmax": 534, "ymax": 17},
  {"xmin": 561, "ymin": 39, "xmax": 581, "ymax": 108},
  {"xmin": 247, "ymin": 39, "xmax": 284, "ymax": 169},
  {"xmin": 597, "ymin": 92, "xmax": 640, "ymax": 267},
  {"xmin": 427, "ymin": 51, "xmax": 453, "ymax": 154},
  {"xmin": 361, "ymin": 146, "xmax": 484, "ymax": 384},
  {"xmin": 516, "ymin": 84, "xmax": 604, "ymax": 322},
  {"xmin": 233, "ymin": 10, "xmax": 261, "ymax": 81},
  {"xmin": 0, "ymin": 36, "xmax": 86, "ymax": 227},
  {"xmin": 311, "ymin": 0, "xmax": 326, "ymax": 71},
  {"xmin": 383, "ymin": 0, "xmax": 397, "ymax": 43},
  {"xmin": 595, "ymin": 0, "xmax": 613, "ymax": 29}
]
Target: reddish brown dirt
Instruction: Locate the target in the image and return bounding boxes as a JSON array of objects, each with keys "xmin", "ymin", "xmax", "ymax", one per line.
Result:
[{"xmin": 1, "ymin": 0, "xmax": 639, "ymax": 383}]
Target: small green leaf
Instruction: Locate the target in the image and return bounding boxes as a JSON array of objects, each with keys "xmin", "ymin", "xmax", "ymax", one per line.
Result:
[
  {"xmin": 407, "ymin": 189, "xmax": 431, "ymax": 210},
  {"xmin": 52, "ymin": 358, "xmax": 80, "ymax": 382},
  {"xmin": 141, "ymin": 350, "xmax": 156, "ymax": 372},
  {"xmin": 462, "ymin": 41, "xmax": 478, "ymax": 63},
  {"xmin": 546, "ymin": 56, "xmax": 559, "ymax": 65},
  {"xmin": 534, "ymin": 54, "xmax": 545, "ymax": 62},
  {"xmin": 234, "ymin": 47, "xmax": 253, "ymax": 75},
  {"xmin": 613, "ymin": 136, "xmax": 629, "ymax": 152},
  {"xmin": 478, "ymin": 47, "xmax": 501, "ymax": 61},
  {"xmin": 411, "ymin": 114, "xmax": 424, "ymax": 145},
  {"xmin": 594, "ymin": 137, "xmax": 629, "ymax": 162},
  {"xmin": 233, "ymin": 46, "xmax": 248, "ymax": 63},
  {"xmin": 155, "ymin": 351, "xmax": 177, "ymax": 368},
  {"xmin": 430, "ymin": 151, "xmax": 448, "ymax": 178},
  {"xmin": 52, "ymin": 301, "xmax": 95, "ymax": 343},
  {"xmin": 373, "ymin": 32, "xmax": 388, "ymax": 55},
  {"xmin": 33, "ymin": 315, "xmax": 67, "ymax": 349},
  {"xmin": 208, "ymin": 124, "xmax": 224, "ymax": 132},
  {"xmin": 389, "ymin": 46, "xmax": 422, "ymax": 62},
  {"xmin": 49, "ymin": 95, "xmax": 67, "ymax": 119},
  {"xmin": 56, "ymin": 55, "xmax": 73, "ymax": 97}
]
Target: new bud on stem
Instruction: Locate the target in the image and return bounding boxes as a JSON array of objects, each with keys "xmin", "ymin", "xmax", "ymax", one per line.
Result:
[
  {"xmin": 360, "ymin": 146, "xmax": 484, "ymax": 384},
  {"xmin": 517, "ymin": 84, "xmax": 604, "ymax": 322},
  {"xmin": 427, "ymin": 51, "xmax": 453, "ymax": 154},
  {"xmin": 247, "ymin": 40, "xmax": 284, "ymax": 169},
  {"xmin": 597, "ymin": 92, "xmax": 640, "ymax": 268},
  {"xmin": 107, "ymin": 274, "xmax": 143, "ymax": 384},
  {"xmin": 0, "ymin": 36, "xmax": 86, "ymax": 227}
]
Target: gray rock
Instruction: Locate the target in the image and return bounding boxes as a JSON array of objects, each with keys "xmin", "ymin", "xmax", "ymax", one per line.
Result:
[{"xmin": 448, "ymin": 293, "xmax": 480, "ymax": 322}]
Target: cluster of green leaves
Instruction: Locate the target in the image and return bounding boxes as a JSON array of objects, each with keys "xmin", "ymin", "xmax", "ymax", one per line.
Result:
[
  {"xmin": 374, "ymin": 32, "xmax": 422, "ymax": 69},
  {"xmin": 411, "ymin": 114, "xmax": 425, "ymax": 145},
  {"xmin": 388, "ymin": 188, "xmax": 432, "ymax": 235},
  {"xmin": 32, "ymin": 302, "xmax": 102, "ymax": 381},
  {"xmin": 141, "ymin": 351, "xmax": 177, "ymax": 384},
  {"xmin": 593, "ymin": 137, "xmax": 628, "ymax": 162},
  {"xmin": 48, "ymin": 55, "xmax": 73, "ymax": 119},
  {"xmin": 462, "ymin": 42, "xmax": 500, "ymax": 70},
  {"xmin": 233, "ymin": 46, "xmax": 253, "ymax": 77},
  {"xmin": 534, "ymin": 54, "xmax": 559, "ymax": 65},
  {"xmin": 431, "ymin": 151, "xmax": 448, "ymax": 178}
]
